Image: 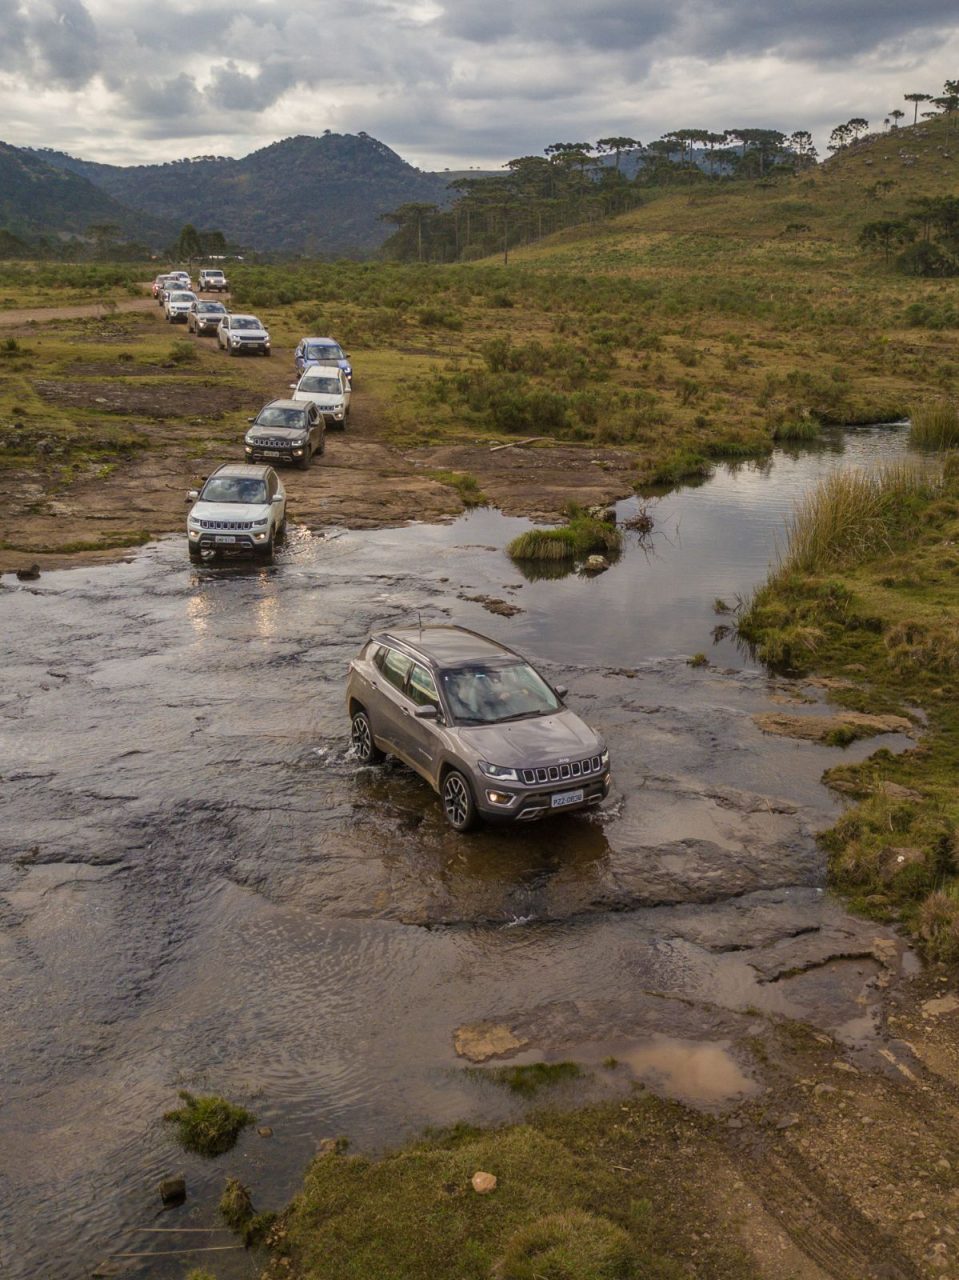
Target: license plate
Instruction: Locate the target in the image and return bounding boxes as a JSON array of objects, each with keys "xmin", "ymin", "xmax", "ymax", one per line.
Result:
[
  {"xmin": 214, "ymin": 535, "xmax": 237, "ymax": 543},
  {"xmin": 551, "ymin": 788, "xmax": 584, "ymax": 809},
  {"xmin": 263, "ymin": 449, "xmax": 280, "ymax": 456}
]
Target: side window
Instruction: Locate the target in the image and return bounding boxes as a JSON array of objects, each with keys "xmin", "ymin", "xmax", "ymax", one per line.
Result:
[
  {"xmin": 408, "ymin": 663, "xmax": 439, "ymax": 709},
  {"xmin": 266, "ymin": 471, "xmax": 277, "ymax": 499},
  {"xmin": 381, "ymin": 648, "xmax": 413, "ymax": 692}
]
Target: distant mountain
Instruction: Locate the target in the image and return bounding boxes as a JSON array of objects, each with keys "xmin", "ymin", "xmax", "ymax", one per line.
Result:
[
  {"xmin": 0, "ymin": 141, "xmax": 174, "ymax": 244},
  {"xmin": 29, "ymin": 132, "xmax": 455, "ymax": 256}
]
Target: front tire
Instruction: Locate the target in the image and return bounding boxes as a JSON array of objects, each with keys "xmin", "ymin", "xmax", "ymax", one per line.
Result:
[
  {"xmin": 254, "ymin": 535, "xmax": 274, "ymax": 560},
  {"xmin": 297, "ymin": 448, "xmax": 312, "ymax": 470},
  {"xmin": 351, "ymin": 710, "xmax": 384, "ymax": 764},
  {"xmin": 442, "ymin": 770, "xmax": 477, "ymax": 832}
]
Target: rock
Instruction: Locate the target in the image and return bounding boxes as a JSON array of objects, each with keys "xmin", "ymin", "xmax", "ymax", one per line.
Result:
[
  {"xmin": 586, "ymin": 505, "xmax": 616, "ymax": 524},
  {"xmin": 937, "ymin": 1158, "xmax": 952, "ymax": 1171},
  {"xmin": 15, "ymin": 564, "xmax": 40, "ymax": 581},
  {"xmin": 453, "ymin": 1021, "xmax": 527, "ymax": 1063},
  {"xmin": 471, "ymin": 1171, "xmax": 497, "ymax": 1194},
  {"xmin": 814, "ymin": 1083, "xmax": 838, "ymax": 1097},
  {"xmin": 922, "ymin": 994, "xmax": 959, "ymax": 1018},
  {"xmin": 258, "ymin": 1126, "xmax": 273, "ymax": 1138},
  {"xmin": 776, "ymin": 1114, "xmax": 800, "ymax": 1130},
  {"xmin": 753, "ymin": 711, "xmax": 915, "ymax": 743},
  {"xmin": 908, "ymin": 1210, "xmax": 926, "ymax": 1221},
  {"xmin": 159, "ymin": 1175, "xmax": 186, "ymax": 1207},
  {"xmin": 878, "ymin": 781, "xmax": 923, "ymax": 803},
  {"xmin": 880, "ymin": 846, "xmax": 925, "ymax": 884},
  {"xmin": 583, "ymin": 555, "xmax": 610, "ymax": 573},
  {"xmin": 831, "ymin": 1059, "xmax": 858, "ymax": 1074}
]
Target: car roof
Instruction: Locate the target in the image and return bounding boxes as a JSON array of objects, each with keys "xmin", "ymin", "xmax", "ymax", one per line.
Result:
[
  {"xmin": 210, "ymin": 463, "xmax": 275, "ymax": 479},
  {"xmin": 257, "ymin": 399, "xmax": 307, "ymax": 411},
  {"xmin": 301, "ymin": 336, "xmax": 340, "ymax": 345},
  {"xmin": 376, "ymin": 625, "xmax": 519, "ymax": 668}
]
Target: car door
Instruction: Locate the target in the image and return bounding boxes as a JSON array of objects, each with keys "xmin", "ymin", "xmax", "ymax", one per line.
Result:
[
  {"xmin": 400, "ymin": 662, "xmax": 443, "ymax": 778},
  {"xmin": 294, "ymin": 341, "xmax": 305, "ymax": 373},
  {"xmin": 340, "ymin": 370, "xmax": 351, "ymax": 415},
  {"xmin": 308, "ymin": 405, "xmax": 322, "ymax": 451},
  {"xmin": 370, "ymin": 647, "xmax": 414, "ymax": 756},
  {"xmin": 218, "ymin": 317, "xmax": 229, "ymax": 348}
]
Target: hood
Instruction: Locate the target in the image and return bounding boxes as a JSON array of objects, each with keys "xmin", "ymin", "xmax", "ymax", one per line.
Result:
[
  {"xmin": 454, "ymin": 709, "xmax": 604, "ymax": 768},
  {"xmin": 189, "ymin": 501, "xmax": 271, "ymax": 522},
  {"xmin": 246, "ymin": 425, "xmax": 307, "ymax": 439},
  {"xmin": 293, "ymin": 388, "xmax": 343, "ymax": 403}
]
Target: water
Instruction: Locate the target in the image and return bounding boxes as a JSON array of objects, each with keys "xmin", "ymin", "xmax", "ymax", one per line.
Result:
[{"xmin": 0, "ymin": 426, "xmax": 919, "ymax": 1278}]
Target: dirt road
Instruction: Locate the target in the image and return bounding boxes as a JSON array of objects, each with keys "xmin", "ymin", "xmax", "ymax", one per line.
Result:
[{"xmin": 0, "ymin": 296, "xmax": 156, "ymax": 327}]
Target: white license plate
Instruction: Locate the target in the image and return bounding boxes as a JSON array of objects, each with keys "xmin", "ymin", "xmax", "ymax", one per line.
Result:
[
  {"xmin": 214, "ymin": 535, "xmax": 237, "ymax": 544},
  {"xmin": 551, "ymin": 788, "xmax": 584, "ymax": 809},
  {"xmin": 263, "ymin": 449, "xmax": 280, "ymax": 456}
]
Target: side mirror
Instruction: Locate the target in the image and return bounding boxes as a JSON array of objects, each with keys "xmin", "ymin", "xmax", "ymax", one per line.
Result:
[
  {"xmin": 186, "ymin": 489, "xmax": 199, "ymax": 501},
  {"xmin": 271, "ymin": 493, "xmax": 284, "ymax": 503},
  {"xmin": 554, "ymin": 685, "xmax": 568, "ymax": 700},
  {"xmin": 247, "ymin": 417, "xmax": 255, "ymax": 423},
  {"xmin": 289, "ymin": 384, "xmax": 297, "ymax": 390},
  {"xmin": 414, "ymin": 704, "xmax": 438, "ymax": 720}
]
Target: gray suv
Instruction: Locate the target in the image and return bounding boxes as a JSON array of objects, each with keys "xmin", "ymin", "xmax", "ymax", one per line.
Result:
[{"xmin": 346, "ymin": 625, "xmax": 610, "ymax": 831}]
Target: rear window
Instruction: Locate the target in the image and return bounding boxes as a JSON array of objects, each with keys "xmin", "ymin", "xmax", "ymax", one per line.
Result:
[{"xmin": 381, "ymin": 648, "xmax": 412, "ymax": 692}]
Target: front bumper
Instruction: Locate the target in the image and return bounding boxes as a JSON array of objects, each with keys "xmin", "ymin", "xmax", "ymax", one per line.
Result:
[
  {"xmin": 476, "ymin": 772, "xmax": 611, "ymax": 822},
  {"xmin": 244, "ymin": 445, "xmax": 306, "ymax": 464},
  {"xmin": 230, "ymin": 341, "xmax": 270, "ymax": 354},
  {"xmin": 320, "ymin": 408, "xmax": 346, "ymax": 424},
  {"xmin": 189, "ymin": 530, "xmax": 270, "ymax": 553}
]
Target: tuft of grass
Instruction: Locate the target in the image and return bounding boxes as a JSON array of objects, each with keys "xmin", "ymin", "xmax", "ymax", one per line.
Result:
[
  {"xmin": 771, "ymin": 415, "xmax": 822, "ymax": 442},
  {"xmin": 910, "ymin": 401, "xmax": 959, "ymax": 449},
  {"xmin": 647, "ymin": 449, "xmax": 712, "ymax": 486},
  {"xmin": 468, "ymin": 1062, "xmax": 584, "ymax": 1098},
  {"xmin": 775, "ymin": 463, "xmax": 940, "ymax": 577},
  {"xmin": 220, "ymin": 1177, "xmax": 254, "ymax": 1230},
  {"xmin": 498, "ymin": 1210, "xmax": 635, "ymax": 1280},
  {"xmin": 686, "ymin": 653, "xmax": 709, "ymax": 668},
  {"xmin": 167, "ymin": 339, "xmax": 199, "ymax": 365},
  {"xmin": 429, "ymin": 469, "xmax": 487, "ymax": 507},
  {"xmin": 918, "ymin": 882, "xmax": 959, "ymax": 965},
  {"xmin": 508, "ymin": 513, "xmax": 622, "ymax": 564},
  {"xmin": 163, "ymin": 1090, "xmax": 254, "ymax": 1157}
]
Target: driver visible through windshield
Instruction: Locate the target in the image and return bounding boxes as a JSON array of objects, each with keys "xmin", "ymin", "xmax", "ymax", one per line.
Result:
[
  {"xmin": 300, "ymin": 375, "xmax": 341, "ymax": 394},
  {"xmin": 441, "ymin": 662, "xmax": 561, "ymax": 724},
  {"xmin": 200, "ymin": 477, "xmax": 267, "ymax": 504},
  {"xmin": 255, "ymin": 408, "xmax": 305, "ymax": 428}
]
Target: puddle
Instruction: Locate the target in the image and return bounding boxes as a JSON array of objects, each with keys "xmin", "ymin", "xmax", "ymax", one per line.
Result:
[{"xmin": 0, "ymin": 424, "xmax": 923, "ymax": 1280}]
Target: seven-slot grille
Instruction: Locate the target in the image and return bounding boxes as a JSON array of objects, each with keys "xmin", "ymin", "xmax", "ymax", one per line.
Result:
[
  {"xmin": 252, "ymin": 437, "xmax": 293, "ymax": 447},
  {"xmin": 199, "ymin": 519, "xmax": 254, "ymax": 530},
  {"xmin": 521, "ymin": 756, "xmax": 603, "ymax": 786}
]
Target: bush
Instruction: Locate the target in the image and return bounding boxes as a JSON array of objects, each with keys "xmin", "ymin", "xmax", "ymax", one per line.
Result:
[
  {"xmin": 771, "ymin": 415, "xmax": 822, "ymax": 442},
  {"xmin": 508, "ymin": 513, "xmax": 622, "ymax": 563},
  {"xmin": 167, "ymin": 340, "xmax": 198, "ymax": 365},
  {"xmin": 919, "ymin": 883, "xmax": 959, "ymax": 964},
  {"xmin": 498, "ymin": 1210, "xmax": 636, "ymax": 1280},
  {"xmin": 910, "ymin": 401, "xmax": 959, "ymax": 449},
  {"xmin": 163, "ymin": 1091, "xmax": 254, "ymax": 1157}
]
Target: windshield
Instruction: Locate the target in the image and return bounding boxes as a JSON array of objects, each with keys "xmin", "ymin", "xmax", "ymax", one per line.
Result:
[
  {"xmin": 171, "ymin": 292, "xmax": 195, "ymax": 301},
  {"xmin": 232, "ymin": 317, "xmax": 262, "ymax": 330},
  {"xmin": 200, "ymin": 476, "xmax": 267, "ymax": 504},
  {"xmin": 198, "ymin": 302, "xmax": 225, "ymax": 313},
  {"xmin": 440, "ymin": 662, "xmax": 561, "ymax": 724},
  {"xmin": 306, "ymin": 343, "xmax": 343, "ymax": 361},
  {"xmin": 255, "ymin": 408, "xmax": 305, "ymax": 429},
  {"xmin": 205, "ymin": 272, "xmax": 224, "ymax": 279},
  {"xmin": 300, "ymin": 376, "xmax": 340, "ymax": 394}
]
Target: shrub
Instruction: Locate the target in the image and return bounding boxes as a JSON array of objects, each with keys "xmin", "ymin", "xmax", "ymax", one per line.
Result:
[
  {"xmin": 918, "ymin": 883, "xmax": 959, "ymax": 964},
  {"xmin": 163, "ymin": 1091, "xmax": 254, "ymax": 1156},
  {"xmin": 771, "ymin": 415, "xmax": 822, "ymax": 442},
  {"xmin": 648, "ymin": 450, "xmax": 711, "ymax": 485},
  {"xmin": 167, "ymin": 340, "xmax": 198, "ymax": 365},
  {"xmin": 508, "ymin": 513, "xmax": 622, "ymax": 563},
  {"xmin": 910, "ymin": 402, "xmax": 959, "ymax": 449},
  {"xmin": 498, "ymin": 1210, "xmax": 636, "ymax": 1280}
]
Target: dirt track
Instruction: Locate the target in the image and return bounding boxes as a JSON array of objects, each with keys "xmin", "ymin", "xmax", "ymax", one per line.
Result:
[{"xmin": 0, "ymin": 297, "xmax": 155, "ymax": 326}]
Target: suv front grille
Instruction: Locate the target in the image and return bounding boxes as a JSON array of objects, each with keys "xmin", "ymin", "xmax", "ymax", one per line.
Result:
[
  {"xmin": 521, "ymin": 756, "xmax": 602, "ymax": 785},
  {"xmin": 252, "ymin": 437, "xmax": 292, "ymax": 447},
  {"xmin": 199, "ymin": 520, "xmax": 254, "ymax": 530}
]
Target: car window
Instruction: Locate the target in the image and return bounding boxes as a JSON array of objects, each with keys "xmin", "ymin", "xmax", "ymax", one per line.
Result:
[
  {"xmin": 408, "ymin": 664, "xmax": 439, "ymax": 709},
  {"xmin": 266, "ymin": 471, "xmax": 278, "ymax": 499},
  {"xmin": 200, "ymin": 476, "xmax": 267, "ymax": 504},
  {"xmin": 440, "ymin": 662, "xmax": 561, "ymax": 724},
  {"xmin": 300, "ymin": 376, "xmax": 341, "ymax": 394},
  {"xmin": 381, "ymin": 649, "xmax": 413, "ymax": 693},
  {"xmin": 256, "ymin": 408, "xmax": 303, "ymax": 428},
  {"xmin": 233, "ymin": 317, "xmax": 262, "ymax": 330}
]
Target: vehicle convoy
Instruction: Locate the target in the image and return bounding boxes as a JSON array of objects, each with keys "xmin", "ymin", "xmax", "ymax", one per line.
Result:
[
  {"xmin": 186, "ymin": 464, "xmax": 286, "ymax": 562},
  {"xmin": 187, "ymin": 300, "xmax": 227, "ymax": 335},
  {"xmin": 151, "ymin": 273, "xmax": 174, "ymax": 299},
  {"xmin": 294, "ymin": 337, "xmax": 352, "ymax": 382},
  {"xmin": 164, "ymin": 290, "xmax": 198, "ymax": 323},
  {"xmin": 347, "ymin": 625, "xmax": 610, "ymax": 831},
  {"xmin": 218, "ymin": 313, "xmax": 271, "ymax": 356},
  {"xmin": 244, "ymin": 400, "xmax": 324, "ymax": 469},
  {"xmin": 290, "ymin": 365, "xmax": 351, "ymax": 426},
  {"xmin": 198, "ymin": 268, "xmax": 229, "ymax": 292}
]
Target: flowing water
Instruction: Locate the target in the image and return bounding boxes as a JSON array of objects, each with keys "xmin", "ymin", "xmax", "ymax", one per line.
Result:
[{"xmin": 0, "ymin": 426, "xmax": 921, "ymax": 1278}]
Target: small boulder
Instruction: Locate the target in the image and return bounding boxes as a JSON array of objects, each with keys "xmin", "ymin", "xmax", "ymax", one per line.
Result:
[
  {"xmin": 15, "ymin": 564, "xmax": 40, "ymax": 582},
  {"xmin": 471, "ymin": 1171, "xmax": 497, "ymax": 1194},
  {"xmin": 583, "ymin": 555, "xmax": 610, "ymax": 574},
  {"xmin": 257, "ymin": 1126, "xmax": 274, "ymax": 1138},
  {"xmin": 159, "ymin": 1175, "xmax": 186, "ymax": 1207}
]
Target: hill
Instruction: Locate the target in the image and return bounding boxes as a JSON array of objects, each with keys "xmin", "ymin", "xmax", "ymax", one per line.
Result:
[
  {"xmin": 0, "ymin": 142, "xmax": 174, "ymax": 246},
  {"xmin": 29, "ymin": 132, "xmax": 454, "ymax": 256}
]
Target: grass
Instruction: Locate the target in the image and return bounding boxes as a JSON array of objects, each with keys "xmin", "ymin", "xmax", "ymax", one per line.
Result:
[
  {"xmin": 262, "ymin": 1100, "xmax": 762, "ymax": 1280},
  {"xmin": 466, "ymin": 1062, "xmax": 584, "ymax": 1097},
  {"xmin": 508, "ymin": 512, "xmax": 623, "ymax": 563},
  {"xmin": 162, "ymin": 1090, "xmax": 254, "ymax": 1157},
  {"xmin": 771, "ymin": 415, "xmax": 822, "ymax": 442},
  {"xmin": 429, "ymin": 469, "xmax": 487, "ymax": 507},
  {"xmin": 911, "ymin": 401, "xmax": 959, "ymax": 449},
  {"xmin": 737, "ymin": 466, "xmax": 959, "ymax": 957}
]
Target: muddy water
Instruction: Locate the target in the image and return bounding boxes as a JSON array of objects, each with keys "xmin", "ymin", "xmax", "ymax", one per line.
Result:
[{"xmin": 0, "ymin": 426, "xmax": 918, "ymax": 1279}]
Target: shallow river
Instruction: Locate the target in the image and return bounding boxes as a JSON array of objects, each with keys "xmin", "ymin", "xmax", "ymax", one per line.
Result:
[{"xmin": 0, "ymin": 427, "xmax": 920, "ymax": 1278}]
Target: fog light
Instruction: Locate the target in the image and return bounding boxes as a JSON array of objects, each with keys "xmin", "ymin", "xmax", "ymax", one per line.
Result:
[
  {"xmin": 486, "ymin": 790, "xmax": 515, "ymax": 806},
  {"xmin": 293, "ymin": 449, "xmax": 303, "ymax": 456},
  {"xmin": 254, "ymin": 531, "xmax": 268, "ymax": 541},
  {"xmin": 188, "ymin": 529, "xmax": 200, "ymax": 539}
]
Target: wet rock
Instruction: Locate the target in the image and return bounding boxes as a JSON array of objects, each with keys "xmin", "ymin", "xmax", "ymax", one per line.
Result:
[
  {"xmin": 471, "ymin": 1171, "xmax": 497, "ymax": 1194},
  {"xmin": 775, "ymin": 1114, "xmax": 800, "ymax": 1130},
  {"xmin": 159, "ymin": 1175, "xmax": 186, "ymax": 1206},
  {"xmin": 753, "ymin": 710, "xmax": 915, "ymax": 743},
  {"xmin": 15, "ymin": 564, "xmax": 40, "ymax": 581},
  {"xmin": 814, "ymin": 1083, "xmax": 838, "ymax": 1097},
  {"xmin": 922, "ymin": 994, "xmax": 959, "ymax": 1018},
  {"xmin": 453, "ymin": 1022, "xmax": 527, "ymax": 1063},
  {"xmin": 586, "ymin": 505, "xmax": 616, "ymax": 524},
  {"xmin": 831, "ymin": 1059, "xmax": 858, "ymax": 1074},
  {"xmin": 458, "ymin": 594, "xmax": 523, "ymax": 618},
  {"xmin": 583, "ymin": 555, "xmax": 610, "ymax": 573},
  {"xmin": 257, "ymin": 1126, "xmax": 273, "ymax": 1138}
]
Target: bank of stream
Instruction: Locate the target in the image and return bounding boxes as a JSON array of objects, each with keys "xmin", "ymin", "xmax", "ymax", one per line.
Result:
[{"xmin": 0, "ymin": 425, "xmax": 933, "ymax": 1279}]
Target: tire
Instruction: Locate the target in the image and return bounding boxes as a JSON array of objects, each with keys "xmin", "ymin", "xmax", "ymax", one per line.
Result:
[
  {"xmin": 188, "ymin": 545, "xmax": 202, "ymax": 562},
  {"xmin": 254, "ymin": 535, "xmax": 274, "ymax": 560},
  {"xmin": 263, "ymin": 349, "xmax": 271, "ymax": 357},
  {"xmin": 351, "ymin": 710, "xmax": 384, "ymax": 764},
  {"xmin": 229, "ymin": 346, "xmax": 237, "ymax": 356},
  {"xmin": 275, "ymin": 516, "xmax": 287, "ymax": 543},
  {"xmin": 317, "ymin": 436, "xmax": 325, "ymax": 455},
  {"xmin": 296, "ymin": 448, "xmax": 312, "ymax": 471},
  {"xmin": 442, "ymin": 769, "xmax": 477, "ymax": 832}
]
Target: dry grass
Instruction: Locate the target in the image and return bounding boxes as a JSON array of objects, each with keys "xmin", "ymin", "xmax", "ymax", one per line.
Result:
[{"xmin": 910, "ymin": 402, "xmax": 959, "ymax": 449}]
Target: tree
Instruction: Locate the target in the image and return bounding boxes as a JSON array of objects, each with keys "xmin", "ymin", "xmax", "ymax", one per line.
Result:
[
  {"xmin": 889, "ymin": 109, "xmax": 905, "ymax": 128},
  {"xmin": 175, "ymin": 223, "xmax": 202, "ymax": 260},
  {"xmin": 595, "ymin": 136, "xmax": 639, "ymax": 171},
  {"xmin": 88, "ymin": 223, "xmax": 121, "ymax": 254},
  {"xmin": 379, "ymin": 202, "xmax": 439, "ymax": 261},
  {"xmin": 787, "ymin": 130, "xmax": 817, "ymax": 168},
  {"xmin": 858, "ymin": 219, "xmax": 916, "ymax": 262},
  {"xmin": 828, "ymin": 122, "xmax": 852, "ymax": 151},
  {"xmin": 847, "ymin": 118, "xmax": 869, "ymax": 141},
  {"xmin": 904, "ymin": 92, "xmax": 932, "ymax": 125}
]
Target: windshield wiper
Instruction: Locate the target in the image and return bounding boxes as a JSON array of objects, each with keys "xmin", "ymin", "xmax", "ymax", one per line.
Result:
[{"xmin": 493, "ymin": 710, "xmax": 547, "ymax": 723}]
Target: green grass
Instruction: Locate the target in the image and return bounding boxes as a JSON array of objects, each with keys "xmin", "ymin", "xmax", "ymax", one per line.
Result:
[
  {"xmin": 467, "ymin": 1062, "xmax": 584, "ymax": 1097},
  {"xmin": 508, "ymin": 512, "xmax": 623, "ymax": 563},
  {"xmin": 911, "ymin": 402, "xmax": 959, "ymax": 449},
  {"xmin": 429, "ymin": 469, "xmax": 487, "ymax": 507},
  {"xmin": 162, "ymin": 1090, "xmax": 254, "ymax": 1157},
  {"xmin": 771, "ymin": 415, "xmax": 823, "ymax": 442}
]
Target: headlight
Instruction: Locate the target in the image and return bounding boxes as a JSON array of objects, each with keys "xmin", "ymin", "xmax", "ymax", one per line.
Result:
[
  {"xmin": 253, "ymin": 518, "xmax": 269, "ymax": 527},
  {"xmin": 601, "ymin": 749, "xmax": 610, "ymax": 767},
  {"xmin": 231, "ymin": 336, "xmax": 241, "ymax": 345},
  {"xmin": 478, "ymin": 761, "xmax": 519, "ymax": 781}
]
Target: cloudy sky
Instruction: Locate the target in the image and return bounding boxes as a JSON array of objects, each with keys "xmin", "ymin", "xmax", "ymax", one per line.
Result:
[{"xmin": 2, "ymin": 0, "xmax": 958, "ymax": 169}]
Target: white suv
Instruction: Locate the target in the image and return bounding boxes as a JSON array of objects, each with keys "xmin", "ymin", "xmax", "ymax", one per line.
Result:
[
  {"xmin": 164, "ymin": 290, "xmax": 198, "ymax": 323},
  {"xmin": 290, "ymin": 363, "xmax": 351, "ymax": 427},
  {"xmin": 218, "ymin": 314, "xmax": 271, "ymax": 357},
  {"xmin": 186, "ymin": 464, "xmax": 286, "ymax": 562},
  {"xmin": 199, "ymin": 269, "xmax": 229, "ymax": 292}
]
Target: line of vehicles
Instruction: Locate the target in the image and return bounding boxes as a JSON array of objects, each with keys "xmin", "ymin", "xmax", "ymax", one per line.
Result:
[{"xmin": 156, "ymin": 272, "xmax": 610, "ymax": 832}]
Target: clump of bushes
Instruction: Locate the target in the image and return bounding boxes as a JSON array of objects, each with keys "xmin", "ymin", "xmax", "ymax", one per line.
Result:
[
  {"xmin": 910, "ymin": 401, "xmax": 959, "ymax": 449},
  {"xmin": 219, "ymin": 1176, "xmax": 277, "ymax": 1246},
  {"xmin": 647, "ymin": 449, "xmax": 711, "ymax": 486},
  {"xmin": 167, "ymin": 339, "xmax": 199, "ymax": 365},
  {"xmin": 163, "ymin": 1090, "xmax": 254, "ymax": 1156},
  {"xmin": 771, "ymin": 415, "xmax": 822, "ymax": 442},
  {"xmin": 508, "ymin": 510, "xmax": 622, "ymax": 563}
]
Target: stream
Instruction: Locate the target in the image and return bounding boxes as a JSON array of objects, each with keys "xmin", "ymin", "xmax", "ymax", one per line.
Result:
[{"xmin": 0, "ymin": 425, "xmax": 920, "ymax": 1279}]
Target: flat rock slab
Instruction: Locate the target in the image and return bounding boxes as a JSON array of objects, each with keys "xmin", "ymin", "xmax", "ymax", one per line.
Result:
[
  {"xmin": 753, "ymin": 711, "xmax": 915, "ymax": 743},
  {"xmin": 921, "ymin": 994, "xmax": 959, "ymax": 1018},
  {"xmin": 453, "ymin": 1022, "xmax": 527, "ymax": 1062}
]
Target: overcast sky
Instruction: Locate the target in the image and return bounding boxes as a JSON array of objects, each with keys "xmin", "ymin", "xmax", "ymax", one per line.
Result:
[{"xmin": 2, "ymin": 0, "xmax": 958, "ymax": 169}]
